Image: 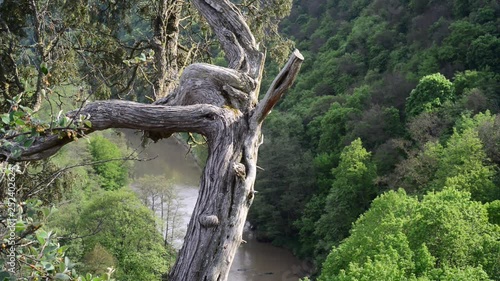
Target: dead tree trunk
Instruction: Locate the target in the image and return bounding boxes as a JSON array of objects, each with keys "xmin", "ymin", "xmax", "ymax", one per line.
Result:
[
  {"xmin": 152, "ymin": 0, "xmax": 183, "ymax": 100},
  {"xmin": 166, "ymin": 49, "xmax": 303, "ymax": 281},
  {"xmin": 1, "ymin": 1, "xmax": 303, "ymax": 280}
]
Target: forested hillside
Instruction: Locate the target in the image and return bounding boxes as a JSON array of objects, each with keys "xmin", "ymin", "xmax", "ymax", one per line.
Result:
[
  {"xmin": 1, "ymin": 0, "xmax": 499, "ymax": 280},
  {"xmin": 249, "ymin": 0, "xmax": 500, "ymax": 279}
]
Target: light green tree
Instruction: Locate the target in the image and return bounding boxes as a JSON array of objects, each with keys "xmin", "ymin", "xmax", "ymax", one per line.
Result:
[
  {"xmin": 406, "ymin": 73, "xmax": 453, "ymax": 118},
  {"xmin": 396, "ymin": 113, "xmax": 498, "ymax": 201},
  {"xmin": 428, "ymin": 128, "xmax": 497, "ymax": 202},
  {"xmin": 89, "ymin": 136, "xmax": 129, "ymax": 191},
  {"xmin": 314, "ymin": 138, "xmax": 377, "ymax": 257},
  {"xmin": 75, "ymin": 190, "xmax": 174, "ymax": 281},
  {"xmin": 318, "ymin": 188, "xmax": 500, "ymax": 281}
]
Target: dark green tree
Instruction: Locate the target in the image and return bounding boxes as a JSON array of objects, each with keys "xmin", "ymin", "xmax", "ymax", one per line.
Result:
[
  {"xmin": 250, "ymin": 112, "xmax": 315, "ymax": 246},
  {"xmin": 467, "ymin": 34, "xmax": 500, "ymax": 72}
]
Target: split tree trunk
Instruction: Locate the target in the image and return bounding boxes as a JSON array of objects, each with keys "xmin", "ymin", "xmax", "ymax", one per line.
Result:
[
  {"xmin": 167, "ymin": 48, "xmax": 303, "ymax": 281},
  {"xmin": 1, "ymin": 1, "xmax": 303, "ymax": 280}
]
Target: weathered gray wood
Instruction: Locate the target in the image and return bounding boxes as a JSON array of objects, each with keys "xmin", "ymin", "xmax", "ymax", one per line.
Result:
[
  {"xmin": 1, "ymin": 101, "xmax": 223, "ymax": 161},
  {"xmin": 3, "ymin": 1, "xmax": 303, "ymax": 280},
  {"xmin": 165, "ymin": 34, "xmax": 302, "ymax": 281},
  {"xmin": 253, "ymin": 49, "xmax": 304, "ymax": 125}
]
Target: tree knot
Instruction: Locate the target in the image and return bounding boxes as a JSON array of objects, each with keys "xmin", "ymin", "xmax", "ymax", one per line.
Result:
[
  {"xmin": 233, "ymin": 162, "xmax": 246, "ymax": 180},
  {"xmin": 199, "ymin": 215, "xmax": 219, "ymax": 228}
]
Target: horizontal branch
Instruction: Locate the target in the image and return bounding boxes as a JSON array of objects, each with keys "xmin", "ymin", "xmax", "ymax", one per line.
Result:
[
  {"xmin": 252, "ymin": 49, "xmax": 304, "ymax": 125},
  {"xmin": 3, "ymin": 101, "xmax": 224, "ymax": 162}
]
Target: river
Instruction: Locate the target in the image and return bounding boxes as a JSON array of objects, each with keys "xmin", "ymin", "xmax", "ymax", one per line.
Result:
[{"xmin": 123, "ymin": 130, "xmax": 308, "ymax": 281}]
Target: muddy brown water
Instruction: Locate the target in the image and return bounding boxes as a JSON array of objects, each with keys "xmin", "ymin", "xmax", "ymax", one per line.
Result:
[{"xmin": 123, "ymin": 130, "xmax": 308, "ymax": 281}]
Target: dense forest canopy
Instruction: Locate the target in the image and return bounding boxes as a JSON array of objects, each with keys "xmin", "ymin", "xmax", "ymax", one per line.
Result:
[
  {"xmin": 249, "ymin": 0, "xmax": 499, "ymax": 280},
  {"xmin": 1, "ymin": 0, "xmax": 499, "ymax": 280}
]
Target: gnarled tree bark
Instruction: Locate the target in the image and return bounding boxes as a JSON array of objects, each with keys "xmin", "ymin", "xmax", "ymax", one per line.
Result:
[{"xmin": 1, "ymin": 1, "xmax": 303, "ymax": 280}]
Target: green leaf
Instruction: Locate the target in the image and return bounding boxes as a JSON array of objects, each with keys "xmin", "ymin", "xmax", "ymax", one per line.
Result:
[
  {"xmin": 14, "ymin": 134, "xmax": 26, "ymax": 144},
  {"xmin": 58, "ymin": 261, "xmax": 66, "ymax": 273},
  {"xmin": 41, "ymin": 261, "xmax": 55, "ymax": 271},
  {"xmin": 40, "ymin": 63, "xmax": 49, "ymax": 75},
  {"xmin": 54, "ymin": 273, "xmax": 71, "ymax": 281},
  {"xmin": 83, "ymin": 120, "xmax": 92, "ymax": 128},
  {"xmin": 0, "ymin": 271, "xmax": 12, "ymax": 281},
  {"xmin": 59, "ymin": 117, "xmax": 69, "ymax": 127},
  {"xmin": 1, "ymin": 114, "xmax": 10, "ymax": 124},
  {"xmin": 36, "ymin": 231, "xmax": 47, "ymax": 245},
  {"xmin": 65, "ymin": 256, "xmax": 76, "ymax": 270},
  {"xmin": 12, "ymin": 94, "xmax": 23, "ymax": 104},
  {"xmin": 12, "ymin": 111, "xmax": 24, "ymax": 118},
  {"xmin": 14, "ymin": 118, "xmax": 25, "ymax": 126},
  {"xmin": 18, "ymin": 105, "xmax": 33, "ymax": 114},
  {"xmin": 15, "ymin": 221, "xmax": 26, "ymax": 232},
  {"xmin": 23, "ymin": 138, "xmax": 35, "ymax": 148},
  {"xmin": 41, "ymin": 207, "xmax": 51, "ymax": 218}
]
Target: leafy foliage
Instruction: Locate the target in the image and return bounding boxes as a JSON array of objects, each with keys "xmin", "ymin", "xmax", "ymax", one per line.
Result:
[
  {"xmin": 313, "ymin": 139, "xmax": 377, "ymax": 259},
  {"xmin": 53, "ymin": 190, "xmax": 174, "ymax": 281},
  {"xmin": 406, "ymin": 73, "xmax": 454, "ymax": 118},
  {"xmin": 318, "ymin": 188, "xmax": 500, "ymax": 280},
  {"xmin": 250, "ymin": 0, "xmax": 500, "ymax": 276},
  {"xmin": 0, "ymin": 94, "xmax": 91, "ymax": 160},
  {"xmin": 2, "ymin": 0, "xmax": 500, "ymax": 279},
  {"xmin": 88, "ymin": 136, "xmax": 129, "ymax": 191},
  {"xmin": 0, "ymin": 198, "xmax": 115, "ymax": 281}
]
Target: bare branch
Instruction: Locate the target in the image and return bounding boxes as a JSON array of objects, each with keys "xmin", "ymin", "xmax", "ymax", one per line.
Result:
[
  {"xmin": 192, "ymin": 0, "xmax": 263, "ymax": 77},
  {"xmin": 23, "ymin": 152, "xmax": 156, "ymax": 200},
  {"xmin": 2, "ymin": 101, "xmax": 224, "ymax": 162},
  {"xmin": 253, "ymin": 49, "xmax": 304, "ymax": 125}
]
